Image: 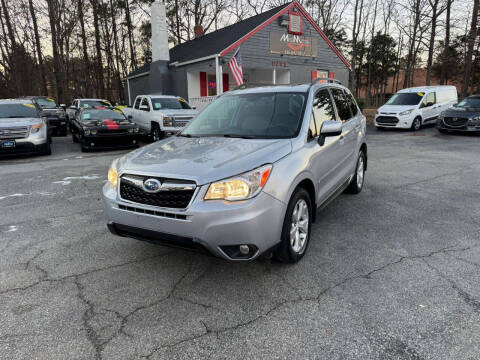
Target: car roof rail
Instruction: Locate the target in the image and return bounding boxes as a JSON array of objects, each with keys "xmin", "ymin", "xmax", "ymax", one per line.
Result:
[{"xmin": 308, "ymin": 77, "xmax": 343, "ymax": 91}]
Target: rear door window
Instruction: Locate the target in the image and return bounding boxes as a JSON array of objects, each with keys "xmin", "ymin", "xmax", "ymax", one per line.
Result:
[
  {"xmin": 422, "ymin": 92, "xmax": 436, "ymax": 107},
  {"xmin": 140, "ymin": 97, "xmax": 150, "ymax": 111},
  {"xmin": 134, "ymin": 97, "xmax": 141, "ymax": 109},
  {"xmin": 331, "ymin": 88, "xmax": 352, "ymax": 122}
]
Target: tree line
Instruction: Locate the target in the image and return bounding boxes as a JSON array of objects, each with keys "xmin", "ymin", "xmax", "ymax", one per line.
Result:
[{"xmin": 0, "ymin": 0, "xmax": 478, "ymax": 107}]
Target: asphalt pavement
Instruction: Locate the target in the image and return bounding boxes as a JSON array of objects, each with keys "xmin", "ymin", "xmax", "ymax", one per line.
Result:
[{"xmin": 1, "ymin": 127, "xmax": 479, "ymax": 359}]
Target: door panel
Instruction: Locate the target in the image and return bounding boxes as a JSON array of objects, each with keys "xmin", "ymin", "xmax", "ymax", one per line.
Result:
[
  {"xmin": 309, "ymin": 88, "xmax": 344, "ymax": 205},
  {"xmin": 421, "ymin": 92, "xmax": 437, "ymax": 122}
]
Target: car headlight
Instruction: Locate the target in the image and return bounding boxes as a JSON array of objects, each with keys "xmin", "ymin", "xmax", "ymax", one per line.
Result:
[
  {"xmin": 128, "ymin": 128, "xmax": 134, "ymax": 133},
  {"xmin": 399, "ymin": 109, "xmax": 414, "ymax": 116},
  {"xmin": 163, "ymin": 116, "xmax": 175, "ymax": 127},
  {"xmin": 134, "ymin": 127, "xmax": 139, "ymax": 133},
  {"xmin": 84, "ymin": 128, "xmax": 91, "ymax": 135},
  {"xmin": 468, "ymin": 116, "xmax": 480, "ymax": 125},
  {"xmin": 90, "ymin": 130, "xmax": 98, "ymax": 135},
  {"xmin": 204, "ymin": 164, "xmax": 272, "ymax": 201},
  {"xmin": 107, "ymin": 159, "xmax": 119, "ymax": 188},
  {"xmin": 30, "ymin": 122, "xmax": 44, "ymax": 134}
]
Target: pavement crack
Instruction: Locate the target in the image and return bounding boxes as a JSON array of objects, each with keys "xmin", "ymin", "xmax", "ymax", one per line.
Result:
[
  {"xmin": 73, "ymin": 276, "xmax": 103, "ymax": 360},
  {"xmin": 423, "ymin": 260, "xmax": 480, "ymax": 312},
  {"xmin": 394, "ymin": 166, "xmax": 472, "ymax": 189}
]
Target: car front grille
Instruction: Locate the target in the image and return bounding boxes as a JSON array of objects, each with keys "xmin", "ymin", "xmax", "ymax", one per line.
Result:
[
  {"xmin": 444, "ymin": 117, "xmax": 468, "ymax": 128},
  {"xmin": 174, "ymin": 116, "xmax": 193, "ymax": 127},
  {"xmin": 0, "ymin": 126, "xmax": 29, "ymax": 139},
  {"xmin": 376, "ymin": 116, "xmax": 399, "ymax": 126},
  {"xmin": 120, "ymin": 174, "xmax": 196, "ymax": 209}
]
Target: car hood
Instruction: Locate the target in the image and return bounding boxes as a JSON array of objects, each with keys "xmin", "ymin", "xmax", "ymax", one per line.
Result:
[
  {"xmin": 442, "ymin": 107, "xmax": 480, "ymax": 118},
  {"xmin": 378, "ymin": 104, "xmax": 417, "ymax": 114},
  {"xmin": 153, "ymin": 109, "xmax": 197, "ymax": 117},
  {"xmin": 118, "ymin": 136, "xmax": 292, "ymax": 185},
  {"xmin": 0, "ymin": 117, "xmax": 41, "ymax": 127}
]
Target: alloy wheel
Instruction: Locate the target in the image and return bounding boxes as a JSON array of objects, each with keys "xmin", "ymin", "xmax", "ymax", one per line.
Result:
[{"xmin": 290, "ymin": 199, "xmax": 309, "ymax": 254}]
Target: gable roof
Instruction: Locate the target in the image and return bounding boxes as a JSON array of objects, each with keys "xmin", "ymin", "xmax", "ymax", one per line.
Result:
[{"xmin": 169, "ymin": 3, "xmax": 290, "ymax": 64}]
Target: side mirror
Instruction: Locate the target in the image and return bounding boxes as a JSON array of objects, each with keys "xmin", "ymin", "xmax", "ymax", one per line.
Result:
[
  {"xmin": 128, "ymin": 115, "xmax": 133, "ymax": 120},
  {"xmin": 192, "ymin": 106, "xmax": 197, "ymax": 110},
  {"xmin": 318, "ymin": 121, "xmax": 343, "ymax": 146},
  {"xmin": 139, "ymin": 105, "xmax": 149, "ymax": 111},
  {"xmin": 60, "ymin": 104, "xmax": 66, "ymax": 108},
  {"xmin": 69, "ymin": 106, "xmax": 76, "ymax": 110}
]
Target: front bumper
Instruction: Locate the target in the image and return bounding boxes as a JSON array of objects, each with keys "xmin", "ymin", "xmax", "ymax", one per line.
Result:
[
  {"xmin": 82, "ymin": 133, "xmax": 141, "ymax": 150},
  {"xmin": 102, "ymin": 183, "xmax": 286, "ymax": 260},
  {"xmin": 437, "ymin": 121, "xmax": 480, "ymax": 133},
  {"xmin": 375, "ymin": 114, "xmax": 413, "ymax": 129},
  {"xmin": 0, "ymin": 141, "xmax": 46, "ymax": 155}
]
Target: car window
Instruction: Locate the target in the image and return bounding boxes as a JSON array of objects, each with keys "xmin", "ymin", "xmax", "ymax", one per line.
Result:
[
  {"xmin": 0, "ymin": 103, "xmax": 39, "ymax": 119},
  {"xmin": 140, "ymin": 97, "xmax": 150, "ymax": 111},
  {"xmin": 387, "ymin": 93, "xmax": 423, "ymax": 105},
  {"xmin": 80, "ymin": 100, "xmax": 111, "ymax": 108},
  {"xmin": 345, "ymin": 92, "xmax": 359, "ymax": 116},
  {"xmin": 331, "ymin": 88, "xmax": 352, "ymax": 122},
  {"xmin": 182, "ymin": 92, "xmax": 306, "ymax": 138},
  {"xmin": 422, "ymin": 92, "xmax": 436, "ymax": 107},
  {"xmin": 134, "ymin": 97, "xmax": 141, "ymax": 109},
  {"xmin": 151, "ymin": 97, "xmax": 192, "ymax": 110},
  {"xmin": 313, "ymin": 89, "xmax": 337, "ymax": 130}
]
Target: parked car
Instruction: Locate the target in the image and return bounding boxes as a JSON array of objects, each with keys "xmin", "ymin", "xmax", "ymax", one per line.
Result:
[
  {"xmin": 121, "ymin": 95, "xmax": 197, "ymax": 141},
  {"xmin": 71, "ymin": 106, "xmax": 141, "ymax": 152},
  {"xmin": 18, "ymin": 96, "xmax": 67, "ymax": 136},
  {"xmin": 0, "ymin": 99, "xmax": 51, "ymax": 156},
  {"xmin": 103, "ymin": 80, "xmax": 367, "ymax": 263},
  {"xmin": 437, "ymin": 95, "xmax": 480, "ymax": 133},
  {"xmin": 66, "ymin": 98, "xmax": 112, "ymax": 126},
  {"xmin": 375, "ymin": 86, "xmax": 458, "ymax": 131}
]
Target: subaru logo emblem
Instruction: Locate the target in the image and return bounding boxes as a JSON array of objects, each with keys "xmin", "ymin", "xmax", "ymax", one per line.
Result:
[{"xmin": 142, "ymin": 178, "xmax": 162, "ymax": 193}]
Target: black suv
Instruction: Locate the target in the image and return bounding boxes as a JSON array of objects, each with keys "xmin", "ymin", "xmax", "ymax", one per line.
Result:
[
  {"xmin": 437, "ymin": 95, "xmax": 480, "ymax": 133},
  {"xmin": 18, "ymin": 96, "xmax": 67, "ymax": 136}
]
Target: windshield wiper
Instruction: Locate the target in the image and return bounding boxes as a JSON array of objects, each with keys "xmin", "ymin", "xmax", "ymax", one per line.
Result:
[
  {"xmin": 222, "ymin": 134, "xmax": 257, "ymax": 139},
  {"xmin": 177, "ymin": 133, "xmax": 198, "ymax": 138}
]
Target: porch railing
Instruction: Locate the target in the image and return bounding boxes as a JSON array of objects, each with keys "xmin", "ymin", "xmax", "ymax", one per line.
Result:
[{"xmin": 189, "ymin": 96, "xmax": 218, "ymax": 111}]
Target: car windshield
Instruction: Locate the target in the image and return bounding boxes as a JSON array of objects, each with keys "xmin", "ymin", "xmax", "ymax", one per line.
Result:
[
  {"xmin": 456, "ymin": 97, "xmax": 480, "ymax": 108},
  {"xmin": 386, "ymin": 93, "xmax": 423, "ymax": 106},
  {"xmin": 36, "ymin": 98, "xmax": 57, "ymax": 108},
  {"xmin": 181, "ymin": 92, "xmax": 306, "ymax": 138},
  {"xmin": 80, "ymin": 109, "xmax": 129, "ymax": 123},
  {"xmin": 151, "ymin": 98, "xmax": 191, "ymax": 110},
  {"xmin": 0, "ymin": 103, "xmax": 38, "ymax": 120},
  {"xmin": 80, "ymin": 100, "xmax": 111, "ymax": 108}
]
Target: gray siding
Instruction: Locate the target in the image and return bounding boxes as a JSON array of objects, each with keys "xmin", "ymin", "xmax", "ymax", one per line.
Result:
[{"xmin": 222, "ymin": 13, "xmax": 350, "ymax": 86}]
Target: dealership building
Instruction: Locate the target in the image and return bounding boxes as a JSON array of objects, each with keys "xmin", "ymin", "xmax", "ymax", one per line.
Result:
[{"xmin": 124, "ymin": 0, "xmax": 351, "ymax": 108}]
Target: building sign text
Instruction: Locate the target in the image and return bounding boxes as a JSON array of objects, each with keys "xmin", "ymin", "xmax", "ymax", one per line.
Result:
[{"xmin": 270, "ymin": 32, "xmax": 318, "ymax": 58}]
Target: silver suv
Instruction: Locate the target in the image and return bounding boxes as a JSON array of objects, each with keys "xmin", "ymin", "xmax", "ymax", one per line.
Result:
[
  {"xmin": 0, "ymin": 99, "xmax": 51, "ymax": 156},
  {"xmin": 103, "ymin": 80, "xmax": 367, "ymax": 263}
]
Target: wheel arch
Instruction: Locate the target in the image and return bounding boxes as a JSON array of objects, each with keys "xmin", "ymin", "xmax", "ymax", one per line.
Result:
[{"xmin": 360, "ymin": 142, "xmax": 367, "ymax": 171}]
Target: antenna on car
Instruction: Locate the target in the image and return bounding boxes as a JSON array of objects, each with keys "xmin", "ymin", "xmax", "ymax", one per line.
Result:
[{"xmin": 308, "ymin": 77, "xmax": 343, "ymax": 91}]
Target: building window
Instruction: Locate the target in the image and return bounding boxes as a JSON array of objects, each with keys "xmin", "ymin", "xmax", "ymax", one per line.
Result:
[{"xmin": 207, "ymin": 74, "xmax": 217, "ymax": 96}]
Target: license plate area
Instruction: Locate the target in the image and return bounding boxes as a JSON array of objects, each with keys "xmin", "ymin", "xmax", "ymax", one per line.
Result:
[{"xmin": 1, "ymin": 140, "xmax": 16, "ymax": 148}]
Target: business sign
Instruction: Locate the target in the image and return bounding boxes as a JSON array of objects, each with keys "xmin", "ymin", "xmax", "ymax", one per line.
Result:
[{"xmin": 270, "ymin": 32, "xmax": 318, "ymax": 58}]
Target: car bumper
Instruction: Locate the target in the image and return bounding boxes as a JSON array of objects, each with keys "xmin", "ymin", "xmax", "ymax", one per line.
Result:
[
  {"xmin": 102, "ymin": 183, "xmax": 286, "ymax": 260},
  {"xmin": 82, "ymin": 134, "xmax": 141, "ymax": 149},
  {"xmin": 437, "ymin": 122, "xmax": 480, "ymax": 133},
  {"xmin": 0, "ymin": 141, "xmax": 46, "ymax": 155},
  {"xmin": 375, "ymin": 115, "xmax": 413, "ymax": 129}
]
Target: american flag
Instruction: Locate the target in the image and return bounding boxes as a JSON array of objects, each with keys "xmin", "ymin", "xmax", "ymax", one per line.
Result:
[{"xmin": 228, "ymin": 48, "xmax": 244, "ymax": 86}]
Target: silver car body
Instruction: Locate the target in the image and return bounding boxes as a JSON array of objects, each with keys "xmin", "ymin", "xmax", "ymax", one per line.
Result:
[
  {"xmin": 0, "ymin": 99, "xmax": 49, "ymax": 154},
  {"xmin": 103, "ymin": 83, "xmax": 367, "ymax": 260}
]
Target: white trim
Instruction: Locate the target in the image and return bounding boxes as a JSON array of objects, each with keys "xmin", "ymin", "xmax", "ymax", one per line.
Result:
[
  {"xmin": 127, "ymin": 79, "xmax": 131, "ymax": 106},
  {"xmin": 173, "ymin": 54, "xmax": 219, "ymax": 67},
  {"xmin": 123, "ymin": 71, "xmax": 150, "ymax": 81}
]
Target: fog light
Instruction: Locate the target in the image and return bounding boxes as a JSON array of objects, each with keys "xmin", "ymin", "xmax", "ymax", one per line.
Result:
[
  {"xmin": 239, "ymin": 245, "xmax": 250, "ymax": 255},
  {"xmin": 90, "ymin": 143, "xmax": 95, "ymax": 146},
  {"xmin": 133, "ymin": 140, "xmax": 136, "ymax": 144}
]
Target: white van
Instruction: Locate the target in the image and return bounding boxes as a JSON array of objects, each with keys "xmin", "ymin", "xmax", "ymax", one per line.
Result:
[{"xmin": 374, "ymin": 86, "xmax": 458, "ymax": 131}]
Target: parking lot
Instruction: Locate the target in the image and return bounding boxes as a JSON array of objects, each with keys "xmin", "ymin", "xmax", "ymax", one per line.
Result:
[{"xmin": 1, "ymin": 127, "xmax": 479, "ymax": 359}]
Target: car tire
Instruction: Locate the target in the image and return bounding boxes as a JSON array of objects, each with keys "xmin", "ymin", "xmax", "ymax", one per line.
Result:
[
  {"xmin": 375, "ymin": 126, "xmax": 384, "ymax": 131},
  {"xmin": 346, "ymin": 150, "xmax": 366, "ymax": 194},
  {"xmin": 59, "ymin": 127, "xmax": 68, "ymax": 136},
  {"xmin": 151, "ymin": 123, "xmax": 164, "ymax": 142},
  {"xmin": 438, "ymin": 128, "xmax": 448, "ymax": 134},
  {"xmin": 274, "ymin": 187, "xmax": 312, "ymax": 263},
  {"xmin": 72, "ymin": 131, "xmax": 78, "ymax": 143},
  {"xmin": 411, "ymin": 117, "xmax": 422, "ymax": 131}
]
